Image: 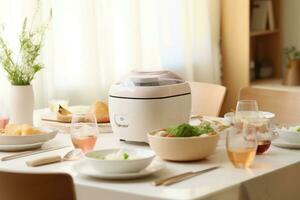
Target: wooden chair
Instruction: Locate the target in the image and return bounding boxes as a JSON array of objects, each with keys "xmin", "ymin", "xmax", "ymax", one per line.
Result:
[
  {"xmin": 0, "ymin": 171, "xmax": 76, "ymax": 200},
  {"xmin": 189, "ymin": 82, "xmax": 226, "ymax": 117},
  {"xmin": 239, "ymin": 87, "xmax": 300, "ymax": 123}
]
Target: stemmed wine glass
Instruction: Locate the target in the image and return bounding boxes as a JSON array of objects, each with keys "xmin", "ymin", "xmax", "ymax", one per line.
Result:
[
  {"xmin": 70, "ymin": 113, "xmax": 98, "ymax": 153},
  {"xmin": 235, "ymin": 100, "xmax": 259, "ymax": 122}
]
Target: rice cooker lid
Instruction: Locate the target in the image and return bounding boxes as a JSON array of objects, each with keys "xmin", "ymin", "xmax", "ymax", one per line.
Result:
[{"xmin": 109, "ymin": 70, "xmax": 191, "ymax": 99}]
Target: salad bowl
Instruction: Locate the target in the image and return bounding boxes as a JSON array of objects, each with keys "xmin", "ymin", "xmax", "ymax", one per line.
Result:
[{"xmin": 148, "ymin": 123, "xmax": 219, "ymax": 161}]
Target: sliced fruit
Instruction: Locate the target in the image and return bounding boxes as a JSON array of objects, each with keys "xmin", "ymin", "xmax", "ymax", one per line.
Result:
[{"xmin": 58, "ymin": 105, "xmax": 72, "ymax": 115}]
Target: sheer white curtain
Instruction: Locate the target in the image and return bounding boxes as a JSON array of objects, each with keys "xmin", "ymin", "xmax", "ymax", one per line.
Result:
[{"xmin": 0, "ymin": 0, "xmax": 221, "ymax": 109}]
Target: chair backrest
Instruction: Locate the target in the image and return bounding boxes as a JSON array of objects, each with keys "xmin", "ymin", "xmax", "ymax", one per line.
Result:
[
  {"xmin": 239, "ymin": 87, "xmax": 300, "ymax": 123},
  {"xmin": 0, "ymin": 171, "xmax": 76, "ymax": 200},
  {"xmin": 189, "ymin": 82, "xmax": 226, "ymax": 117}
]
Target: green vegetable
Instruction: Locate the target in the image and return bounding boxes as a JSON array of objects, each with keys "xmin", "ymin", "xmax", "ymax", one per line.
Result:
[
  {"xmin": 123, "ymin": 153, "xmax": 129, "ymax": 160},
  {"xmin": 166, "ymin": 123, "xmax": 215, "ymax": 137},
  {"xmin": 297, "ymin": 128, "xmax": 300, "ymax": 132}
]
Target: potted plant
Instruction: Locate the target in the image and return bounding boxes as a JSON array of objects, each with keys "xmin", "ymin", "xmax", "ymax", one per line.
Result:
[
  {"xmin": 283, "ymin": 46, "xmax": 300, "ymax": 86},
  {"xmin": 0, "ymin": 8, "xmax": 51, "ymax": 124}
]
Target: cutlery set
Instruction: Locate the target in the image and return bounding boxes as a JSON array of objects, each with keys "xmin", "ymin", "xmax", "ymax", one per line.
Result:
[{"xmin": 1, "ymin": 145, "xmax": 70, "ymax": 161}]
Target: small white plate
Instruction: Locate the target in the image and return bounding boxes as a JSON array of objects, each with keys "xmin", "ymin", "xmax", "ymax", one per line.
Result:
[
  {"xmin": 224, "ymin": 111, "xmax": 275, "ymax": 124},
  {"xmin": 0, "ymin": 142, "xmax": 44, "ymax": 152},
  {"xmin": 74, "ymin": 160, "xmax": 165, "ymax": 180},
  {"xmin": 272, "ymin": 139, "xmax": 300, "ymax": 149}
]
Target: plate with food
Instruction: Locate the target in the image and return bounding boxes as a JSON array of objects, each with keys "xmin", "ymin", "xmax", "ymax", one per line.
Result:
[
  {"xmin": 276, "ymin": 125, "xmax": 300, "ymax": 144},
  {"xmin": 42, "ymin": 101, "xmax": 110, "ymax": 124},
  {"xmin": 0, "ymin": 124, "xmax": 57, "ymax": 145},
  {"xmin": 148, "ymin": 123, "xmax": 219, "ymax": 161}
]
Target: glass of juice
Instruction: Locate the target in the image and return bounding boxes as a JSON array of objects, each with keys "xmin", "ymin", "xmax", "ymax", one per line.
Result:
[
  {"xmin": 247, "ymin": 117, "xmax": 277, "ymax": 155},
  {"xmin": 70, "ymin": 113, "xmax": 98, "ymax": 153},
  {"xmin": 226, "ymin": 123, "xmax": 257, "ymax": 168}
]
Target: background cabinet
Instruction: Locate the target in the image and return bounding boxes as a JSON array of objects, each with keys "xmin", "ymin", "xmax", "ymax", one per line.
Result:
[{"xmin": 221, "ymin": 0, "xmax": 282, "ymax": 113}]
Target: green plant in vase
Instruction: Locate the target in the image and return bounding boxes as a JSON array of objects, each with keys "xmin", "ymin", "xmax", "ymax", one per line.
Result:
[
  {"xmin": 283, "ymin": 46, "xmax": 300, "ymax": 86},
  {"xmin": 0, "ymin": 3, "xmax": 52, "ymax": 124}
]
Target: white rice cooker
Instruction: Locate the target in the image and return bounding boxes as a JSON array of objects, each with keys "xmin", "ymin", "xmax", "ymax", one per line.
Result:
[{"xmin": 108, "ymin": 70, "xmax": 191, "ymax": 143}]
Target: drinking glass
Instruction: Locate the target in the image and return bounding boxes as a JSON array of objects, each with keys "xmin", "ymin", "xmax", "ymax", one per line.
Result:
[
  {"xmin": 0, "ymin": 110, "xmax": 9, "ymax": 129},
  {"xmin": 70, "ymin": 113, "xmax": 98, "ymax": 153},
  {"xmin": 226, "ymin": 123, "xmax": 257, "ymax": 168},
  {"xmin": 247, "ymin": 117, "xmax": 277, "ymax": 155},
  {"xmin": 235, "ymin": 100, "xmax": 259, "ymax": 122}
]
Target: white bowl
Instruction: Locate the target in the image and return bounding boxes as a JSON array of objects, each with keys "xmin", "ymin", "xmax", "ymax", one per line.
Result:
[
  {"xmin": 0, "ymin": 128, "xmax": 58, "ymax": 145},
  {"xmin": 277, "ymin": 128, "xmax": 300, "ymax": 144},
  {"xmin": 85, "ymin": 148, "xmax": 155, "ymax": 173},
  {"xmin": 224, "ymin": 111, "xmax": 275, "ymax": 124}
]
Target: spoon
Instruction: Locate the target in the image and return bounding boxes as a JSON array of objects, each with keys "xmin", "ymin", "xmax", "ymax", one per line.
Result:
[{"xmin": 26, "ymin": 149, "xmax": 83, "ymax": 167}]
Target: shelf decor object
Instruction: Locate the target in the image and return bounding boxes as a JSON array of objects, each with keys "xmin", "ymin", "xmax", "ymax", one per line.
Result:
[{"xmin": 283, "ymin": 46, "xmax": 300, "ymax": 86}]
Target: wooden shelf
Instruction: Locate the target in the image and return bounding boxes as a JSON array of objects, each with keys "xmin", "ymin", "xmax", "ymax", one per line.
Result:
[
  {"xmin": 251, "ymin": 78, "xmax": 282, "ymax": 85},
  {"xmin": 250, "ymin": 30, "xmax": 279, "ymax": 37},
  {"xmin": 251, "ymin": 78, "xmax": 300, "ymax": 91}
]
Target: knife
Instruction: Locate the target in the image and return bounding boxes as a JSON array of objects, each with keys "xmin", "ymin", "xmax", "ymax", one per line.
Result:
[
  {"xmin": 1, "ymin": 145, "xmax": 70, "ymax": 161},
  {"xmin": 153, "ymin": 165, "xmax": 220, "ymax": 186}
]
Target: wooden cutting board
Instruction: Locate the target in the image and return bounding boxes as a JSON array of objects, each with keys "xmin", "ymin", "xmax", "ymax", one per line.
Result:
[{"xmin": 39, "ymin": 112, "xmax": 112, "ymax": 133}]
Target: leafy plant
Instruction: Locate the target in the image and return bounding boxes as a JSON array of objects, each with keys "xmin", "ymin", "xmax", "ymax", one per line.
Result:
[
  {"xmin": 284, "ymin": 46, "xmax": 300, "ymax": 61},
  {"xmin": 0, "ymin": 3, "xmax": 51, "ymax": 85}
]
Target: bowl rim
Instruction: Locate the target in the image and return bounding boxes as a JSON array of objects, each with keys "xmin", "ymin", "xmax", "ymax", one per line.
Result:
[
  {"xmin": 85, "ymin": 148, "xmax": 156, "ymax": 162},
  {"xmin": 147, "ymin": 129, "xmax": 219, "ymax": 140}
]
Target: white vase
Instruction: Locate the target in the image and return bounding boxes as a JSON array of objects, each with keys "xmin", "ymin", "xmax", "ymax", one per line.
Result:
[{"xmin": 9, "ymin": 85, "xmax": 34, "ymax": 125}]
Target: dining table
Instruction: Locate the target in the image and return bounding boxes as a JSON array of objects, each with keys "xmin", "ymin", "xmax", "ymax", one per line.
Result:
[{"xmin": 0, "ymin": 109, "xmax": 300, "ymax": 200}]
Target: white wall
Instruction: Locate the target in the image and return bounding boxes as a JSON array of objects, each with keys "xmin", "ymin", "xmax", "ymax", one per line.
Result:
[{"xmin": 283, "ymin": 1, "xmax": 300, "ymax": 51}]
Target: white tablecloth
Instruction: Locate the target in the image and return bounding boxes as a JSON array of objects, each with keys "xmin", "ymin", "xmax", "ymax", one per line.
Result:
[
  {"xmin": 0, "ymin": 132, "xmax": 300, "ymax": 200},
  {"xmin": 0, "ymin": 110, "xmax": 299, "ymax": 200}
]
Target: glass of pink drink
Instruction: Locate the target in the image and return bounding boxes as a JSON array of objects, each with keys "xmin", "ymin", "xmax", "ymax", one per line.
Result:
[
  {"xmin": 70, "ymin": 113, "xmax": 98, "ymax": 153},
  {"xmin": 0, "ymin": 117, "xmax": 9, "ymax": 129}
]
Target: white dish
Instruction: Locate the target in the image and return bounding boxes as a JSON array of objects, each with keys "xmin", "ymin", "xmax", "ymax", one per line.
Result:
[
  {"xmin": 277, "ymin": 128, "xmax": 300, "ymax": 144},
  {"xmin": 224, "ymin": 111, "xmax": 275, "ymax": 123},
  {"xmin": 74, "ymin": 160, "xmax": 165, "ymax": 180},
  {"xmin": 0, "ymin": 128, "xmax": 58, "ymax": 145},
  {"xmin": 272, "ymin": 139, "xmax": 300, "ymax": 149},
  {"xmin": 0, "ymin": 142, "xmax": 44, "ymax": 152},
  {"xmin": 85, "ymin": 148, "xmax": 155, "ymax": 173}
]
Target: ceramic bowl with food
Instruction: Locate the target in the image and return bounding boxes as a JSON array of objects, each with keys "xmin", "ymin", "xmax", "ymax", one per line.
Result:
[
  {"xmin": 224, "ymin": 111, "xmax": 275, "ymax": 124},
  {"xmin": 277, "ymin": 125, "xmax": 300, "ymax": 144},
  {"xmin": 85, "ymin": 148, "xmax": 155, "ymax": 173},
  {"xmin": 0, "ymin": 124, "xmax": 58, "ymax": 145},
  {"xmin": 148, "ymin": 123, "xmax": 219, "ymax": 161}
]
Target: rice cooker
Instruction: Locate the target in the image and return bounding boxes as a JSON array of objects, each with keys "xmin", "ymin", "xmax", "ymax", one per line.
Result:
[{"xmin": 108, "ymin": 70, "xmax": 191, "ymax": 143}]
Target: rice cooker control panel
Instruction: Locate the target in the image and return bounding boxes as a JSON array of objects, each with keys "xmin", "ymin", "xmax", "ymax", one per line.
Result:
[{"xmin": 114, "ymin": 115, "xmax": 129, "ymax": 128}]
